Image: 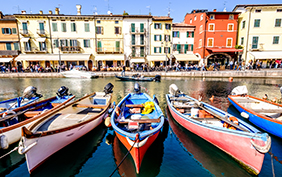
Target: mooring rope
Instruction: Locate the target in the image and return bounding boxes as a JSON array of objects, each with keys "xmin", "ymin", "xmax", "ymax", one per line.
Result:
[
  {"xmin": 270, "ymin": 148, "xmax": 276, "ymax": 177},
  {"xmin": 0, "ymin": 146, "xmax": 19, "ymax": 159},
  {"xmin": 109, "ymin": 134, "xmax": 139, "ymax": 177}
]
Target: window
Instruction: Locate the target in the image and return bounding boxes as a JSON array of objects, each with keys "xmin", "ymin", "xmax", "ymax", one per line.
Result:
[
  {"xmin": 131, "ymin": 23, "xmax": 135, "ymax": 32},
  {"xmin": 199, "ymin": 39, "xmax": 202, "ymax": 48},
  {"xmin": 226, "ymin": 38, "xmax": 232, "ymax": 47},
  {"xmin": 1, "ymin": 28, "xmax": 11, "ymax": 34},
  {"xmin": 24, "ymin": 41, "xmax": 31, "ymax": 51},
  {"xmin": 39, "ymin": 23, "xmax": 44, "ymax": 34},
  {"xmin": 140, "ymin": 35, "xmax": 144, "ymax": 45},
  {"xmin": 53, "ymin": 39, "xmax": 59, "ymax": 48},
  {"xmin": 96, "ymin": 26, "xmax": 103, "ymax": 34},
  {"xmin": 275, "ymin": 19, "xmax": 281, "ymax": 27},
  {"xmin": 255, "ymin": 9, "xmax": 261, "ymax": 13},
  {"xmin": 177, "ymin": 44, "xmax": 181, "ymax": 53},
  {"xmin": 12, "ymin": 28, "xmax": 17, "ymax": 34},
  {"xmin": 140, "ymin": 23, "xmax": 144, "ymax": 32},
  {"xmin": 187, "ymin": 31, "xmax": 190, "ymax": 38},
  {"xmin": 116, "ymin": 41, "xmax": 120, "ymax": 52},
  {"xmin": 227, "ymin": 24, "xmax": 234, "ymax": 32},
  {"xmin": 252, "ymin": 36, "xmax": 259, "ymax": 49},
  {"xmin": 60, "ymin": 39, "xmax": 68, "ymax": 47},
  {"xmin": 97, "ymin": 20, "xmax": 101, "ymax": 24},
  {"xmin": 154, "ymin": 47, "xmax": 161, "ymax": 53},
  {"xmin": 84, "ymin": 39, "xmax": 91, "ymax": 47},
  {"xmin": 210, "ymin": 14, "xmax": 215, "ymax": 20},
  {"xmin": 70, "ymin": 39, "xmax": 78, "ymax": 47},
  {"xmin": 52, "ymin": 23, "xmax": 58, "ymax": 32},
  {"xmin": 194, "ymin": 15, "xmax": 197, "ymax": 21},
  {"xmin": 277, "ymin": 9, "xmax": 282, "ymax": 12},
  {"xmin": 172, "ymin": 31, "xmax": 179, "ymax": 38},
  {"xmin": 84, "ymin": 23, "xmax": 90, "ymax": 32},
  {"xmin": 14, "ymin": 42, "xmax": 19, "ymax": 50},
  {"xmin": 71, "ymin": 23, "xmax": 76, "ymax": 32},
  {"xmin": 140, "ymin": 47, "xmax": 145, "ymax": 56},
  {"xmin": 61, "ymin": 23, "xmax": 67, "ymax": 32},
  {"xmin": 184, "ymin": 44, "xmax": 189, "ymax": 53},
  {"xmin": 165, "ymin": 35, "xmax": 170, "ymax": 41},
  {"xmin": 114, "ymin": 27, "xmax": 121, "ymax": 34},
  {"xmin": 199, "ymin": 25, "xmax": 203, "ymax": 33},
  {"xmin": 229, "ymin": 14, "xmax": 234, "ymax": 20},
  {"xmin": 173, "ymin": 44, "xmax": 177, "ymax": 51},
  {"xmin": 154, "ymin": 23, "xmax": 162, "ymax": 29},
  {"xmin": 273, "ymin": 36, "xmax": 279, "ymax": 44},
  {"xmin": 154, "ymin": 35, "xmax": 162, "ymax": 41},
  {"xmin": 22, "ymin": 22, "xmax": 28, "ymax": 34},
  {"xmin": 115, "ymin": 21, "xmax": 119, "ymax": 24},
  {"xmin": 39, "ymin": 42, "xmax": 46, "ymax": 51},
  {"xmin": 164, "ymin": 47, "xmax": 170, "ymax": 54},
  {"xmin": 6, "ymin": 43, "xmax": 11, "ymax": 50},
  {"xmin": 97, "ymin": 41, "xmax": 102, "ymax": 52},
  {"xmin": 242, "ymin": 21, "xmax": 246, "ymax": 29},
  {"xmin": 190, "ymin": 19, "xmax": 192, "ymax": 23},
  {"xmin": 254, "ymin": 19, "xmax": 260, "ymax": 27},
  {"xmin": 200, "ymin": 14, "xmax": 203, "ymax": 21},
  {"xmin": 132, "ymin": 47, "xmax": 136, "ymax": 57},
  {"xmin": 208, "ymin": 24, "xmax": 214, "ymax": 31},
  {"xmin": 241, "ymin": 37, "xmax": 244, "ymax": 45},
  {"xmin": 207, "ymin": 38, "xmax": 213, "ymax": 47},
  {"xmin": 165, "ymin": 24, "xmax": 171, "ymax": 30},
  {"xmin": 132, "ymin": 34, "xmax": 135, "ymax": 45}
]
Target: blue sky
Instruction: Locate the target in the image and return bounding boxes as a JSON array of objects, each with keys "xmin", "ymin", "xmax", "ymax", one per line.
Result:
[{"xmin": 1, "ymin": 0, "xmax": 282, "ymax": 22}]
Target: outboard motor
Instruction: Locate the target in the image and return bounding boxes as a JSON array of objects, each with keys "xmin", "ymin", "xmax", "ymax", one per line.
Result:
[
  {"xmin": 23, "ymin": 86, "xmax": 42, "ymax": 99},
  {"xmin": 57, "ymin": 86, "xmax": 70, "ymax": 97},
  {"xmin": 154, "ymin": 75, "xmax": 161, "ymax": 82},
  {"xmin": 134, "ymin": 83, "xmax": 141, "ymax": 94},
  {"xmin": 104, "ymin": 83, "xmax": 114, "ymax": 94},
  {"xmin": 169, "ymin": 84, "xmax": 181, "ymax": 97}
]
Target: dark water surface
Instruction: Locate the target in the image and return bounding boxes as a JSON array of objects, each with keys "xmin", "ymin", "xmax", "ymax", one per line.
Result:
[{"xmin": 0, "ymin": 77, "xmax": 282, "ymax": 177}]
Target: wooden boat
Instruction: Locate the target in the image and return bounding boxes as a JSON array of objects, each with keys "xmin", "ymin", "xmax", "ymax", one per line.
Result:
[
  {"xmin": 0, "ymin": 86, "xmax": 73, "ymax": 149},
  {"xmin": 228, "ymin": 85, "xmax": 282, "ymax": 139},
  {"xmin": 110, "ymin": 83, "xmax": 164, "ymax": 173},
  {"xmin": 115, "ymin": 74, "xmax": 161, "ymax": 82},
  {"xmin": 19, "ymin": 83, "xmax": 113, "ymax": 173},
  {"xmin": 0, "ymin": 86, "xmax": 42, "ymax": 114},
  {"xmin": 60, "ymin": 69, "xmax": 98, "ymax": 79},
  {"xmin": 166, "ymin": 84, "xmax": 271, "ymax": 175}
]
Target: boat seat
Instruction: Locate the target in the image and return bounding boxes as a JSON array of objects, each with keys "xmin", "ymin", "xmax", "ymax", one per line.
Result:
[
  {"xmin": 72, "ymin": 104, "xmax": 107, "ymax": 109},
  {"xmin": 24, "ymin": 111, "xmax": 42, "ymax": 118},
  {"xmin": 126, "ymin": 104, "xmax": 144, "ymax": 108}
]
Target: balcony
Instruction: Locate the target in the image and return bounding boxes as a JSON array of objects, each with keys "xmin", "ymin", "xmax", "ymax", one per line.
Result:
[
  {"xmin": 37, "ymin": 29, "xmax": 47, "ymax": 37},
  {"xmin": 97, "ymin": 47, "xmax": 124, "ymax": 54},
  {"xmin": 130, "ymin": 27, "xmax": 146, "ymax": 34},
  {"xmin": 132, "ymin": 51, "xmax": 145, "ymax": 58},
  {"xmin": 60, "ymin": 46, "xmax": 81, "ymax": 53},
  {"xmin": 24, "ymin": 47, "xmax": 47, "ymax": 53},
  {"xmin": 20, "ymin": 29, "xmax": 29, "ymax": 37}
]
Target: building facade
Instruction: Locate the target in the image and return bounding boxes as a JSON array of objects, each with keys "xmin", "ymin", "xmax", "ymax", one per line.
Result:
[
  {"xmin": 233, "ymin": 4, "xmax": 282, "ymax": 67},
  {"xmin": 171, "ymin": 23, "xmax": 198, "ymax": 66},
  {"xmin": 184, "ymin": 9, "xmax": 241, "ymax": 66},
  {"xmin": 0, "ymin": 12, "xmax": 20, "ymax": 68}
]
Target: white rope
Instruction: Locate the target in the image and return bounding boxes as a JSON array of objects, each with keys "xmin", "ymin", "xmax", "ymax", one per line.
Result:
[{"xmin": 0, "ymin": 146, "xmax": 19, "ymax": 159}]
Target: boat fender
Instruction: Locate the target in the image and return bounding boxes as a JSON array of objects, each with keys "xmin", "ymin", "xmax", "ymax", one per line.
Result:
[
  {"xmin": 241, "ymin": 112, "xmax": 249, "ymax": 119},
  {"xmin": 18, "ymin": 141, "xmax": 37, "ymax": 155},
  {"xmin": 115, "ymin": 107, "xmax": 121, "ymax": 117},
  {"xmin": 104, "ymin": 117, "xmax": 112, "ymax": 127},
  {"xmin": 0, "ymin": 135, "xmax": 9, "ymax": 149}
]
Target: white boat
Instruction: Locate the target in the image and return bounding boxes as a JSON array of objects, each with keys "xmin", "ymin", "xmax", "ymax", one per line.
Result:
[
  {"xmin": 60, "ymin": 69, "xmax": 98, "ymax": 79},
  {"xmin": 19, "ymin": 83, "xmax": 114, "ymax": 173}
]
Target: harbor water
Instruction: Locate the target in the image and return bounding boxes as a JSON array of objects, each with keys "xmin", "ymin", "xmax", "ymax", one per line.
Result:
[{"xmin": 0, "ymin": 76, "xmax": 282, "ymax": 177}]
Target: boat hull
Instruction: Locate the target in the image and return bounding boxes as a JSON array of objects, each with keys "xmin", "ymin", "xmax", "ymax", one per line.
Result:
[
  {"xmin": 24, "ymin": 112, "xmax": 106, "ymax": 173},
  {"xmin": 115, "ymin": 75, "xmax": 154, "ymax": 82},
  {"xmin": 167, "ymin": 98, "xmax": 265, "ymax": 175},
  {"xmin": 115, "ymin": 130, "xmax": 160, "ymax": 173},
  {"xmin": 60, "ymin": 70, "xmax": 98, "ymax": 79},
  {"xmin": 228, "ymin": 95, "xmax": 282, "ymax": 138}
]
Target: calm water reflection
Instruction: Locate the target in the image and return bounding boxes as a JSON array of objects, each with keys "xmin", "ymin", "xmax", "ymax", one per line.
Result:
[{"xmin": 0, "ymin": 77, "xmax": 282, "ymax": 177}]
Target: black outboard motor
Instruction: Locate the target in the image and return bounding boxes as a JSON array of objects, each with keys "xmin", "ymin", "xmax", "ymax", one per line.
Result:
[
  {"xmin": 154, "ymin": 75, "xmax": 161, "ymax": 82},
  {"xmin": 23, "ymin": 86, "xmax": 42, "ymax": 99},
  {"xmin": 57, "ymin": 86, "xmax": 70, "ymax": 97},
  {"xmin": 134, "ymin": 83, "xmax": 141, "ymax": 94},
  {"xmin": 104, "ymin": 83, "xmax": 114, "ymax": 94}
]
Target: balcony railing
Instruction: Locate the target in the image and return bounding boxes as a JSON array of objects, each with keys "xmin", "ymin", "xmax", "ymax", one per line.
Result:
[
  {"xmin": 20, "ymin": 29, "xmax": 29, "ymax": 37},
  {"xmin": 60, "ymin": 46, "xmax": 81, "ymax": 53},
  {"xmin": 24, "ymin": 47, "xmax": 47, "ymax": 53},
  {"xmin": 130, "ymin": 27, "xmax": 146, "ymax": 34},
  {"xmin": 37, "ymin": 29, "xmax": 47, "ymax": 36},
  {"xmin": 97, "ymin": 47, "xmax": 124, "ymax": 54}
]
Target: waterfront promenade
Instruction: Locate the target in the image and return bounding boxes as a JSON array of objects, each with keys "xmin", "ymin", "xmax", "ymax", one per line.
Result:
[{"xmin": 0, "ymin": 69, "xmax": 282, "ymax": 79}]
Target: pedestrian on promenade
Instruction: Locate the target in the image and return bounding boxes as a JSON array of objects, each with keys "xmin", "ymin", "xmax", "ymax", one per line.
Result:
[
  {"xmin": 234, "ymin": 60, "xmax": 238, "ymax": 70},
  {"xmin": 1, "ymin": 64, "xmax": 5, "ymax": 73},
  {"xmin": 229, "ymin": 60, "xmax": 233, "ymax": 70},
  {"xmin": 121, "ymin": 65, "xmax": 125, "ymax": 76},
  {"xmin": 237, "ymin": 61, "xmax": 242, "ymax": 71}
]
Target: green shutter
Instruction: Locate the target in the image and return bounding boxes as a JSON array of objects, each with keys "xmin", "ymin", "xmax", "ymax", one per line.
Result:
[
  {"xmin": 169, "ymin": 35, "xmax": 171, "ymax": 41},
  {"xmin": 39, "ymin": 42, "xmax": 42, "ymax": 50},
  {"xmin": 116, "ymin": 41, "xmax": 120, "ymax": 52},
  {"xmin": 39, "ymin": 23, "xmax": 44, "ymax": 30},
  {"xmin": 132, "ymin": 34, "xmax": 135, "ymax": 45},
  {"xmin": 187, "ymin": 31, "xmax": 189, "ymax": 38},
  {"xmin": 160, "ymin": 24, "xmax": 162, "ymax": 29},
  {"xmin": 131, "ymin": 23, "xmax": 135, "ymax": 32},
  {"xmin": 54, "ymin": 39, "xmax": 58, "ymax": 47},
  {"xmin": 154, "ymin": 35, "xmax": 156, "ymax": 41},
  {"xmin": 98, "ymin": 41, "xmax": 102, "ymax": 51},
  {"xmin": 1, "ymin": 28, "xmax": 4, "ymax": 34},
  {"xmin": 160, "ymin": 35, "xmax": 162, "ymax": 41},
  {"xmin": 154, "ymin": 23, "xmax": 157, "ymax": 29},
  {"xmin": 8, "ymin": 28, "xmax": 11, "ymax": 34},
  {"xmin": 84, "ymin": 40, "xmax": 86, "ymax": 47},
  {"xmin": 22, "ymin": 23, "xmax": 27, "ymax": 30},
  {"xmin": 191, "ymin": 44, "xmax": 194, "ymax": 51},
  {"xmin": 159, "ymin": 47, "xmax": 162, "ymax": 53},
  {"xmin": 168, "ymin": 47, "xmax": 171, "ymax": 54},
  {"xmin": 191, "ymin": 32, "xmax": 194, "ymax": 38},
  {"xmin": 177, "ymin": 44, "xmax": 181, "ymax": 53},
  {"xmin": 177, "ymin": 31, "xmax": 179, "ymax": 38},
  {"xmin": 154, "ymin": 47, "xmax": 156, "ymax": 53},
  {"xmin": 85, "ymin": 23, "xmax": 90, "ymax": 32},
  {"xmin": 14, "ymin": 43, "xmax": 19, "ymax": 50},
  {"xmin": 184, "ymin": 44, "xmax": 188, "ymax": 53},
  {"xmin": 140, "ymin": 23, "xmax": 144, "ymax": 32},
  {"xmin": 52, "ymin": 23, "xmax": 57, "ymax": 32}
]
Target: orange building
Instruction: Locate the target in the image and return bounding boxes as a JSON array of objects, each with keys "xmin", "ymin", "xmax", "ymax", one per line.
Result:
[
  {"xmin": 0, "ymin": 11, "xmax": 20, "ymax": 68},
  {"xmin": 184, "ymin": 9, "xmax": 242, "ymax": 66}
]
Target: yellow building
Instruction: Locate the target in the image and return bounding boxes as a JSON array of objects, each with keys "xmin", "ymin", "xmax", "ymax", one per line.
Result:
[
  {"xmin": 234, "ymin": 4, "xmax": 282, "ymax": 67},
  {"xmin": 147, "ymin": 16, "xmax": 173, "ymax": 67},
  {"xmin": 94, "ymin": 14, "xmax": 124, "ymax": 71}
]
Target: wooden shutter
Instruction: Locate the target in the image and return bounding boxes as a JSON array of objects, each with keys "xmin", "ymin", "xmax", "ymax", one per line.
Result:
[
  {"xmin": 227, "ymin": 39, "xmax": 232, "ymax": 47},
  {"xmin": 208, "ymin": 39, "xmax": 213, "ymax": 46}
]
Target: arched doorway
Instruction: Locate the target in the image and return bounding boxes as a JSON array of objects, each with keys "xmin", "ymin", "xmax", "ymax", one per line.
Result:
[
  {"xmin": 206, "ymin": 53, "xmax": 231, "ymax": 66},
  {"xmin": 88, "ymin": 60, "xmax": 93, "ymax": 71},
  {"xmin": 125, "ymin": 60, "xmax": 130, "ymax": 67}
]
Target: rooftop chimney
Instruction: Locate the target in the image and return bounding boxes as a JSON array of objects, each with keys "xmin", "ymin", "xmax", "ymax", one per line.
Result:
[
  {"xmin": 39, "ymin": 10, "xmax": 43, "ymax": 14},
  {"xmin": 55, "ymin": 8, "xmax": 59, "ymax": 15},
  {"xmin": 21, "ymin": 10, "xmax": 26, "ymax": 14},
  {"xmin": 76, "ymin": 4, "xmax": 81, "ymax": 15},
  {"xmin": 49, "ymin": 10, "xmax": 52, "ymax": 14},
  {"xmin": 213, "ymin": 9, "xmax": 217, "ymax": 12}
]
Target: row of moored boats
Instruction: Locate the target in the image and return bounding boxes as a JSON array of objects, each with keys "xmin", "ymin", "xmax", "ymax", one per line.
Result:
[{"xmin": 0, "ymin": 83, "xmax": 279, "ymax": 175}]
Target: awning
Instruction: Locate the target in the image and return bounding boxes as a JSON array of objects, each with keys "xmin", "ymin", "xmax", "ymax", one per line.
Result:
[
  {"xmin": 147, "ymin": 55, "xmax": 167, "ymax": 61},
  {"xmin": 0, "ymin": 58, "xmax": 13, "ymax": 62},
  {"xmin": 206, "ymin": 48, "xmax": 243, "ymax": 53},
  {"xmin": 21, "ymin": 38, "xmax": 30, "ymax": 42},
  {"xmin": 172, "ymin": 54, "xmax": 200, "ymax": 61},
  {"xmin": 250, "ymin": 51, "xmax": 282, "ymax": 59},
  {"xmin": 15, "ymin": 54, "xmax": 91, "ymax": 61},
  {"xmin": 130, "ymin": 58, "xmax": 145, "ymax": 63},
  {"xmin": 95, "ymin": 54, "xmax": 124, "ymax": 61},
  {"xmin": 36, "ymin": 38, "xmax": 46, "ymax": 42}
]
